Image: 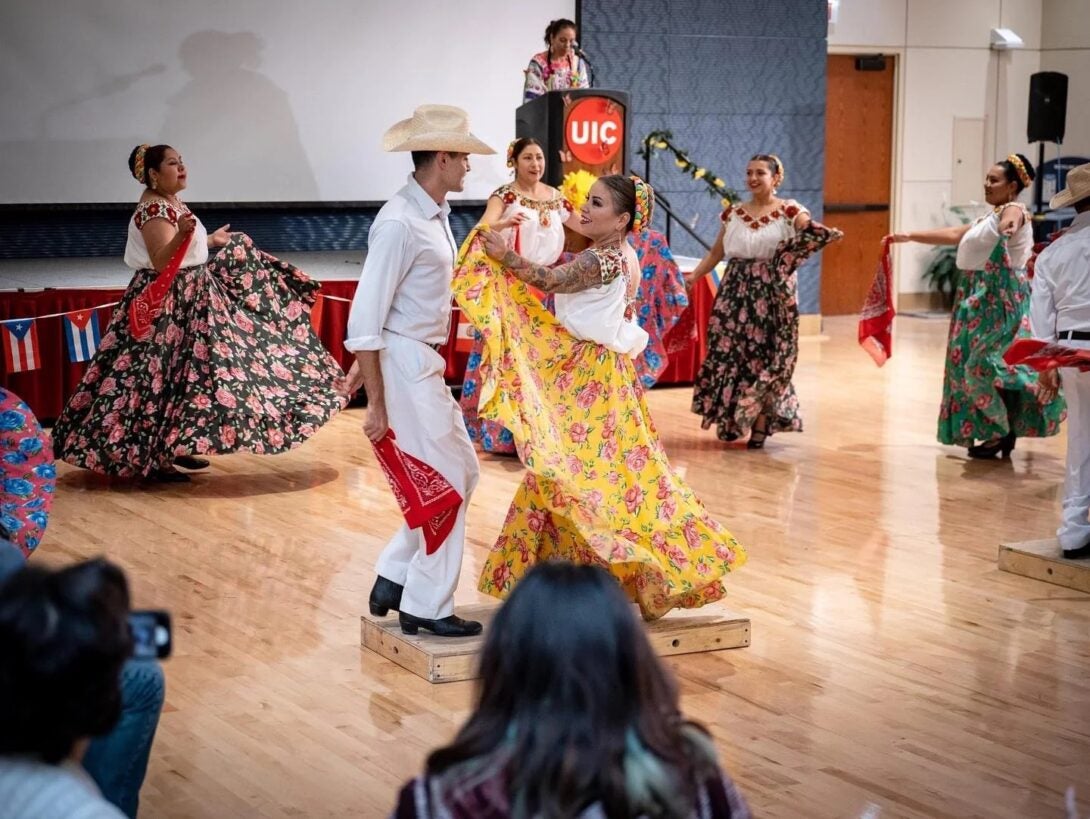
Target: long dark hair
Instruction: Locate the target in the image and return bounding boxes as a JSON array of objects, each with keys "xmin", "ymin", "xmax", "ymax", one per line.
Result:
[
  {"xmin": 426, "ymin": 562, "xmax": 716, "ymax": 817},
  {"xmin": 0, "ymin": 559, "xmax": 133, "ymax": 763},
  {"xmin": 544, "ymin": 18, "xmax": 576, "ymax": 52}
]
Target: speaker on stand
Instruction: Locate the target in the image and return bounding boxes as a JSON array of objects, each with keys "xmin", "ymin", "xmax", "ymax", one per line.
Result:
[{"xmin": 1027, "ymin": 71, "xmax": 1068, "ymax": 219}]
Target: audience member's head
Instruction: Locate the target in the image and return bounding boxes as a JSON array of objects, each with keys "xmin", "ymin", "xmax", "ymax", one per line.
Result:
[
  {"xmin": 425, "ymin": 561, "xmax": 722, "ymax": 818},
  {"xmin": 0, "ymin": 559, "xmax": 133, "ymax": 764}
]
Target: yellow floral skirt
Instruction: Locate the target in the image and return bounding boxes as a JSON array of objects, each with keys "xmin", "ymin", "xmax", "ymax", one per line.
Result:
[{"xmin": 454, "ymin": 230, "xmax": 746, "ymax": 619}]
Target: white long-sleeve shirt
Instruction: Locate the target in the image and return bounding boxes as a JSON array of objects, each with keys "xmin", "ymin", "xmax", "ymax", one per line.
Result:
[
  {"xmin": 345, "ymin": 175, "xmax": 458, "ymax": 351},
  {"xmin": 1030, "ymin": 211, "xmax": 1090, "ymax": 342}
]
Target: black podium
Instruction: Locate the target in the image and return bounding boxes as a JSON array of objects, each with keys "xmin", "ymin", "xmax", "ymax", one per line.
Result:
[{"xmin": 515, "ymin": 89, "xmax": 631, "ymax": 187}]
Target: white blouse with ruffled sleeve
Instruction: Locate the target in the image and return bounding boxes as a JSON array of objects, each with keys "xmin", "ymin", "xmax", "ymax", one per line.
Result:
[
  {"xmin": 124, "ymin": 198, "xmax": 209, "ymax": 271},
  {"xmin": 553, "ymin": 243, "xmax": 648, "ymax": 358},
  {"xmin": 955, "ymin": 205, "xmax": 1033, "ymax": 271},
  {"xmin": 492, "ymin": 185, "xmax": 570, "ymax": 267},
  {"xmin": 722, "ymin": 200, "xmax": 809, "ymax": 261}
]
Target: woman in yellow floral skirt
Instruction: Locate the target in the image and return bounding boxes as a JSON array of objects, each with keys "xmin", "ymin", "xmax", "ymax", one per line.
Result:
[{"xmin": 454, "ymin": 175, "xmax": 746, "ymax": 620}]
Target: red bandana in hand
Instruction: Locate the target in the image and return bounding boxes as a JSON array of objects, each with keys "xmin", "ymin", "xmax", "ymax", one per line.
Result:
[
  {"xmin": 370, "ymin": 430, "xmax": 462, "ymax": 555},
  {"xmin": 1005, "ymin": 338, "xmax": 1090, "ymax": 371},
  {"xmin": 858, "ymin": 238, "xmax": 895, "ymax": 367}
]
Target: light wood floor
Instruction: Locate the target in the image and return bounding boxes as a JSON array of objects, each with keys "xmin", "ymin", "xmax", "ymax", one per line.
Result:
[{"xmin": 43, "ymin": 316, "xmax": 1090, "ymax": 818}]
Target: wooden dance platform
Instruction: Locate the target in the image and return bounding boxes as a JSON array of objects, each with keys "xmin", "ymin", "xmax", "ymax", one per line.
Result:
[
  {"xmin": 41, "ymin": 317, "xmax": 1090, "ymax": 818},
  {"xmin": 999, "ymin": 538, "xmax": 1090, "ymax": 594},
  {"xmin": 361, "ymin": 604, "xmax": 751, "ymax": 683}
]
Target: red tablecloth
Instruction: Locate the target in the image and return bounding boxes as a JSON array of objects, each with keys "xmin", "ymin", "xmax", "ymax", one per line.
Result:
[
  {"xmin": 656, "ymin": 281, "xmax": 712, "ymax": 385},
  {"xmin": 0, "ymin": 279, "xmax": 710, "ymax": 421}
]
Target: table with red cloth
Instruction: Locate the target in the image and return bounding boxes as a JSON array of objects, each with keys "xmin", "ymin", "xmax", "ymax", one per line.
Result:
[{"xmin": 0, "ymin": 279, "xmax": 713, "ymax": 422}]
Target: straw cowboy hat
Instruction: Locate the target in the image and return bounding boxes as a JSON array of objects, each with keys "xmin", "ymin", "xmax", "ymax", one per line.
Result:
[
  {"xmin": 383, "ymin": 105, "xmax": 495, "ymax": 154},
  {"xmin": 1050, "ymin": 162, "xmax": 1090, "ymax": 209}
]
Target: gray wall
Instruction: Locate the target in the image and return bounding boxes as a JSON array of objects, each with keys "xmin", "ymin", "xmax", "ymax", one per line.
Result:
[{"xmin": 581, "ymin": 0, "xmax": 828, "ymax": 313}]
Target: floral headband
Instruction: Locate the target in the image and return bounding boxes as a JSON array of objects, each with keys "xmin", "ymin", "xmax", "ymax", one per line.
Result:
[
  {"xmin": 631, "ymin": 175, "xmax": 654, "ymax": 234},
  {"xmin": 1006, "ymin": 154, "xmax": 1031, "ymax": 188},
  {"xmin": 132, "ymin": 143, "xmax": 150, "ymax": 184},
  {"xmin": 506, "ymin": 140, "xmax": 518, "ymax": 169},
  {"xmin": 768, "ymin": 154, "xmax": 786, "ymax": 186}
]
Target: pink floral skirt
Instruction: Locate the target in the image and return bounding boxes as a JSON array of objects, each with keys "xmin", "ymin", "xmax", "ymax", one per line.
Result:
[{"xmin": 52, "ymin": 234, "xmax": 345, "ymax": 477}]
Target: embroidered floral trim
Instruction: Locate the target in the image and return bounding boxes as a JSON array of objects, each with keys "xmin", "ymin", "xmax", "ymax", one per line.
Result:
[
  {"xmin": 734, "ymin": 203, "xmax": 802, "ymax": 231},
  {"xmin": 589, "ymin": 243, "xmax": 625, "ymax": 286},
  {"xmin": 494, "ymin": 185, "xmax": 568, "ymax": 228},
  {"xmin": 133, "ymin": 199, "xmax": 190, "ymax": 230}
]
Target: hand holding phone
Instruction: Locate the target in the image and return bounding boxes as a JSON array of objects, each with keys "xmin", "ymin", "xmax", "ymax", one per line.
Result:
[{"xmin": 128, "ymin": 610, "xmax": 172, "ymax": 659}]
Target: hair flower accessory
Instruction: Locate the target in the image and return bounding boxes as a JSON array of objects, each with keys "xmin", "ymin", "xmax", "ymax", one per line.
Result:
[
  {"xmin": 1006, "ymin": 154, "xmax": 1031, "ymax": 188},
  {"xmin": 630, "ymin": 175, "xmax": 655, "ymax": 234},
  {"xmin": 131, "ymin": 144, "xmax": 150, "ymax": 184}
]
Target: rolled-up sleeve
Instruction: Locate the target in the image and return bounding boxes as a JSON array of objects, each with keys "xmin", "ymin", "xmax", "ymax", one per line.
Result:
[
  {"xmin": 345, "ymin": 219, "xmax": 413, "ymax": 352},
  {"xmin": 1029, "ymin": 256, "xmax": 1057, "ymax": 342}
]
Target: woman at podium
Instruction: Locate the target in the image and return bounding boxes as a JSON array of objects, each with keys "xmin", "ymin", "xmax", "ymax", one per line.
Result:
[{"xmin": 523, "ymin": 18, "xmax": 590, "ymax": 102}]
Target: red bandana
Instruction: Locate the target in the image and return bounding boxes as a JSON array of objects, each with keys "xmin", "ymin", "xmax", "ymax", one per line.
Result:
[
  {"xmin": 858, "ymin": 238, "xmax": 895, "ymax": 366},
  {"xmin": 1005, "ymin": 338, "xmax": 1090, "ymax": 371},
  {"xmin": 370, "ymin": 430, "xmax": 462, "ymax": 555},
  {"xmin": 129, "ymin": 234, "xmax": 193, "ymax": 342}
]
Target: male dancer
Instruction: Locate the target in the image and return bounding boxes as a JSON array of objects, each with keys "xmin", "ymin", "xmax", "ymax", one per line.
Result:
[{"xmin": 344, "ymin": 105, "xmax": 494, "ymax": 636}]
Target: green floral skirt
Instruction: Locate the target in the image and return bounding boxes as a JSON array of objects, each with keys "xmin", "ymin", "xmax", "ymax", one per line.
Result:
[{"xmin": 937, "ymin": 237, "xmax": 1065, "ymax": 446}]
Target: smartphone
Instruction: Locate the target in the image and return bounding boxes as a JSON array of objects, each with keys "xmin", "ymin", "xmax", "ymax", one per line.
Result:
[{"xmin": 128, "ymin": 610, "xmax": 172, "ymax": 660}]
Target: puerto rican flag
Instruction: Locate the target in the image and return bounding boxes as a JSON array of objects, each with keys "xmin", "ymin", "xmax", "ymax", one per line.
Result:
[
  {"xmin": 62, "ymin": 309, "xmax": 101, "ymax": 363},
  {"xmin": 1, "ymin": 319, "xmax": 41, "ymax": 373}
]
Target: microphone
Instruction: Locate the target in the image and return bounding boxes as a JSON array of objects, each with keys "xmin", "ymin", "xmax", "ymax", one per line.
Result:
[{"xmin": 572, "ymin": 41, "xmax": 592, "ymax": 63}]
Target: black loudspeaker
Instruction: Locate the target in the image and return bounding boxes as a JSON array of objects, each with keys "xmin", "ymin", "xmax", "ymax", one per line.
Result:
[{"xmin": 1027, "ymin": 72, "xmax": 1068, "ymax": 143}]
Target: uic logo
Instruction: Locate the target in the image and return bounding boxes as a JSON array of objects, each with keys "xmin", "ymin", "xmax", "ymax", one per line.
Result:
[{"xmin": 565, "ymin": 97, "xmax": 624, "ymax": 165}]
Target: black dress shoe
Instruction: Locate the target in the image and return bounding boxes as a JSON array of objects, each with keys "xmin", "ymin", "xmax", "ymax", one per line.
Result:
[
  {"xmin": 174, "ymin": 455, "xmax": 210, "ymax": 470},
  {"xmin": 399, "ymin": 612, "xmax": 482, "ymax": 637},
  {"xmin": 368, "ymin": 576, "xmax": 404, "ymax": 617},
  {"xmin": 1062, "ymin": 543, "xmax": 1090, "ymax": 560}
]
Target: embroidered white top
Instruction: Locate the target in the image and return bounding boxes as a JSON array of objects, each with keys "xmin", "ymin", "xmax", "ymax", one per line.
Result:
[
  {"xmin": 722, "ymin": 200, "xmax": 809, "ymax": 261},
  {"xmin": 955, "ymin": 205, "xmax": 1033, "ymax": 270},
  {"xmin": 553, "ymin": 244, "xmax": 648, "ymax": 358},
  {"xmin": 492, "ymin": 185, "xmax": 570, "ymax": 267},
  {"xmin": 345, "ymin": 175, "xmax": 459, "ymax": 351},
  {"xmin": 124, "ymin": 199, "xmax": 209, "ymax": 270},
  {"xmin": 1029, "ymin": 210, "xmax": 1090, "ymax": 341}
]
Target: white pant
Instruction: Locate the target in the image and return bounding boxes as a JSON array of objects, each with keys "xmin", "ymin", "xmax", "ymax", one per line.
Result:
[
  {"xmin": 1059, "ymin": 361, "xmax": 1090, "ymax": 551},
  {"xmin": 373, "ymin": 332, "xmax": 479, "ymax": 619}
]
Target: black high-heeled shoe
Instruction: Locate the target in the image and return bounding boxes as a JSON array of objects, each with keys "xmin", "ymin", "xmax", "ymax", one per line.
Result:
[
  {"xmin": 174, "ymin": 455, "xmax": 210, "ymax": 470},
  {"xmin": 747, "ymin": 417, "xmax": 770, "ymax": 450},
  {"xmin": 967, "ymin": 431, "xmax": 1016, "ymax": 459}
]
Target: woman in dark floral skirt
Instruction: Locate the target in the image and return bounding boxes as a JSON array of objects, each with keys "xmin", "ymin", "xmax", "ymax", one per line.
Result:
[
  {"xmin": 687, "ymin": 155, "xmax": 842, "ymax": 449},
  {"xmin": 51, "ymin": 144, "xmax": 345, "ymax": 482}
]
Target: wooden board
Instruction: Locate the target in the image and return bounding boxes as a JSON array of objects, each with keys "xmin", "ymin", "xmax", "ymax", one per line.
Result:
[
  {"xmin": 998, "ymin": 538, "xmax": 1090, "ymax": 594},
  {"xmin": 361, "ymin": 603, "xmax": 751, "ymax": 684}
]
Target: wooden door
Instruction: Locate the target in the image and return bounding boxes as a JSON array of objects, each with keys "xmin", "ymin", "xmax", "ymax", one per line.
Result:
[{"xmin": 821, "ymin": 54, "xmax": 895, "ymax": 315}]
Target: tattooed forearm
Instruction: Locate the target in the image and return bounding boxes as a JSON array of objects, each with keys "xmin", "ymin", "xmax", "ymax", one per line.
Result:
[{"xmin": 500, "ymin": 249, "xmax": 603, "ymax": 294}]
